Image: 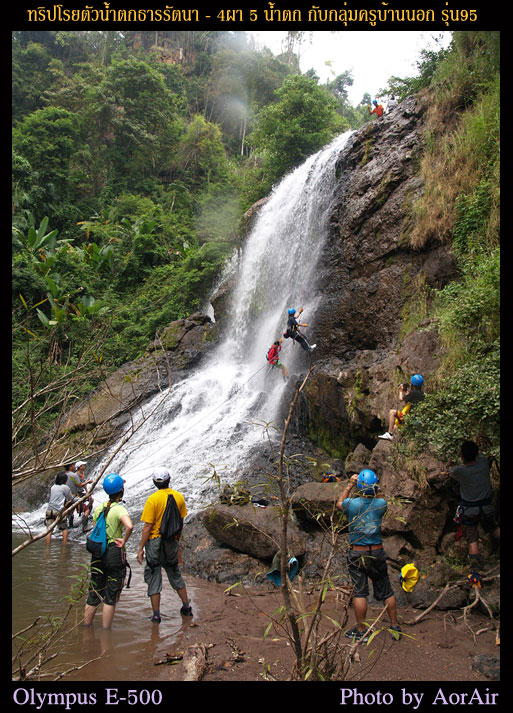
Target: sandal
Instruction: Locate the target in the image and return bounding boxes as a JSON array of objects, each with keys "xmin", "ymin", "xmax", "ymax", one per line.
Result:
[{"xmin": 344, "ymin": 626, "xmax": 369, "ymax": 643}]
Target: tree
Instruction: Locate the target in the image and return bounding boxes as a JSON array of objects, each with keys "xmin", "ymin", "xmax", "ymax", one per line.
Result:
[
  {"xmin": 12, "ymin": 41, "xmax": 55, "ymax": 122},
  {"xmin": 175, "ymin": 114, "xmax": 230, "ymax": 190},
  {"xmin": 249, "ymin": 75, "xmax": 344, "ymax": 183},
  {"xmin": 12, "ymin": 106, "xmax": 81, "ymax": 209},
  {"xmin": 326, "ymin": 71, "xmax": 368, "ymax": 130},
  {"xmin": 97, "ymin": 56, "xmax": 183, "ymax": 180}
]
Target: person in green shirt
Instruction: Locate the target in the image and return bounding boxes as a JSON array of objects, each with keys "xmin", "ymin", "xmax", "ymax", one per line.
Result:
[{"xmin": 83, "ymin": 473, "xmax": 133, "ymax": 630}]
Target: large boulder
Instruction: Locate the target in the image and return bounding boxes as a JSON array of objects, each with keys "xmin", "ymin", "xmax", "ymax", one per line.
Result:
[
  {"xmin": 369, "ymin": 441, "xmax": 452, "ymax": 567},
  {"xmin": 290, "ymin": 481, "xmax": 346, "ymax": 530},
  {"xmin": 202, "ymin": 503, "xmax": 307, "ymax": 560},
  {"xmin": 180, "ymin": 512, "xmax": 269, "ymax": 585}
]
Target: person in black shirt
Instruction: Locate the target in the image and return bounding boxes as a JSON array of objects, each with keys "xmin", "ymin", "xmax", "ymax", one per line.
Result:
[
  {"xmin": 449, "ymin": 440, "xmax": 500, "ymax": 571},
  {"xmin": 379, "ymin": 375, "xmax": 425, "ymax": 441},
  {"xmin": 283, "ymin": 308, "xmax": 316, "ymax": 353}
]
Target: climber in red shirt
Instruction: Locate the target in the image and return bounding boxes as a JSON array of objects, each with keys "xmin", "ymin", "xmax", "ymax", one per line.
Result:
[{"xmin": 266, "ymin": 340, "xmax": 289, "ymax": 381}]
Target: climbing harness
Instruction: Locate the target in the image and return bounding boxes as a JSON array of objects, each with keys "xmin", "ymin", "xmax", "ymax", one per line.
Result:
[
  {"xmin": 394, "ymin": 401, "xmax": 411, "ymax": 428},
  {"xmin": 467, "ymin": 570, "xmax": 482, "ymax": 589}
]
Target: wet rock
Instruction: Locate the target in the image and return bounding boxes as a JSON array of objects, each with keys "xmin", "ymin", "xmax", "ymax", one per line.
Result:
[
  {"xmin": 290, "ymin": 481, "xmax": 346, "ymax": 530},
  {"xmin": 57, "ymin": 313, "xmax": 215, "ymax": 438},
  {"xmin": 471, "ymin": 654, "xmax": 500, "ymax": 681},
  {"xmin": 202, "ymin": 503, "xmax": 307, "ymax": 560},
  {"xmin": 344, "ymin": 443, "xmax": 372, "ymax": 475},
  {"xmin": 180, "ymin": 512, "xmax": 268, "ymax": 586}
]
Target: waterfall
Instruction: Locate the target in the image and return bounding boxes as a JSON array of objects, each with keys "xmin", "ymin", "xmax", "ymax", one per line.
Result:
[{"xmin": 19, "ymin": 131, "xmax": 353, "ymax": 528}]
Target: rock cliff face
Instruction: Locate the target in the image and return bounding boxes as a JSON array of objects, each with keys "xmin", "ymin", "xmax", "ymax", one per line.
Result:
[{"xmin": 288, "ymin": 96, "xmax": 458, "ymax": 454}]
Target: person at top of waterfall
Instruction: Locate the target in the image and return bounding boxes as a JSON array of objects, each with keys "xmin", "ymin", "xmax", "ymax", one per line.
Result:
[
  {"xmin": 379, "ymin": 375, "xmax": 425, "ymax": 441},
  {"xmin": 283, "ymin": 308, "xmax": 316, "ymax": 353},
  {"xmin": 266, "ymin": 339, "xmax": 289, "ymax": 381},
  {"xmin": 336, "ymin": 470, "xmax": 402, "ymax": 643},
  {"xmin": 137, "ymin": 467, "xmax": 192, "ymax": 622},
  {"xmin": 387, "ymin": 95, "xmax": 398, "ymax": 113},
  {"xmin": 368, "ymin": 99, "xmax": 384, "ymax": 118},
  {"xmin": 45, "ymin": 472, "xmax": 74, "ymax": 545},
  {"xmin": 83, "ymin": 473, "xmax": 133, "ymax": 630}
]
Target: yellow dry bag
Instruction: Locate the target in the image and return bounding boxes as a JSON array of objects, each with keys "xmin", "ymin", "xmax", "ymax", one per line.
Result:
[{"xmin": 399, "ymin": 563, "xmax": 419, "ymax": 592}]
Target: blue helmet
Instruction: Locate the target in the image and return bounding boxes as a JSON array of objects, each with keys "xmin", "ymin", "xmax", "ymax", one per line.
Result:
[
  {"xmin": 103, "ymin": 473, "xmax": 125, "ymax": 495},
  {"xmin": 357, "ymin": 469, "xmax": 379, "ymax": 496},
  {"xmin": 287, "ymin": 308, "xmax": 296, "ymax": 315},
  {"xmin": 411, "ymin": 374, "xmax": 424, "ymax": 387},
  {"xmin": 372, "ymin": 99, "xmax": 378, "ymax": 105}
]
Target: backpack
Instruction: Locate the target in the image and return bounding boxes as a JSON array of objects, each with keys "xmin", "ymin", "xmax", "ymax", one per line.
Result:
[
  {"xmin": 160, "ymin": 493, "xmax": 183, "ymax": 540},
  {"xmin": 86, "ymin": 502, "xmax": 111, "ymax": 557},
  {"xmin": 159, "ymin": 493, "xmax": 183, "ymax": 564}
]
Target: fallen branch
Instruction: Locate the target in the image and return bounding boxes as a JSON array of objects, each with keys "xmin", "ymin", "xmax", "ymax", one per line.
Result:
[
  {"xmin": 154, "ymin": 653, "xmax": 183, "ymax": 666},
  {"xmin": 407, "ymin": 582, "xmax": 451, "ymax": 625},
  {"xmin": 52, "ymin": 656, "xmax": 102, "ymax": 681},
  {"xmin": 182, "ymin": 643, "xmax": 211, "ymax": 681},
  {"xmin": 405, "ymin": 571, "xmax": 500, "ymax": 626}
]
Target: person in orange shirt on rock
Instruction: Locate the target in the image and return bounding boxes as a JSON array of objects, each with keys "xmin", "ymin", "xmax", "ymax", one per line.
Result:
[{"xmin": 368, "ymin": 99, "xmax": 384, "ymax": 118}]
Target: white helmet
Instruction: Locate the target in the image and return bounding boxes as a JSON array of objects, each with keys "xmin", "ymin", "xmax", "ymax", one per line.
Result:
[{"xmin": 152, "ymin": 466, "xmax": 170, "ymax": 487}]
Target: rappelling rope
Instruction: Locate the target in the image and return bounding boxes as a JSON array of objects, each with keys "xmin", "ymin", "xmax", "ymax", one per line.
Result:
[{"xmin": 119, "ymin": 339, "xmax": 299, "ymax": 477}]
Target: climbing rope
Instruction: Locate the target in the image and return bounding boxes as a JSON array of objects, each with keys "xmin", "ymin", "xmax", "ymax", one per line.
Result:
[{"xmin": 118, "ymin": 338, "xmax": 300, "ymax": 477}]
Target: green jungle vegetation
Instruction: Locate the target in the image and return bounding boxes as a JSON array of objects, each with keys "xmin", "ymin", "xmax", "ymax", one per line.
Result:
[{"xmin": 12, "ymin": 31, "xmax": 499, "ymax": 470}]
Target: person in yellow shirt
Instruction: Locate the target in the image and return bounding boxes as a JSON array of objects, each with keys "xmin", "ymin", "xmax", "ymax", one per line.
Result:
[{"xmin": 137, "ymin": 467, "xmax": 192, "ymax": 623}]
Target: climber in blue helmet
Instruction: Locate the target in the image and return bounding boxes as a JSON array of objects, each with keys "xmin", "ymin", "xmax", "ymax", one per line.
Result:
[
  {"xmin": 83, "ymin": 473, "xmax": 133, "ymax": 629},
  {"xmin": 336, "ymin": 470, "xmax": 402, "ymax": 643},
  {"xmin": 379, "ymin": 374, "xmax": 425, "ymax": 441},
  {"xmin": 283, "ymin": 307, "xmax": 316, "ymax": 353},
  {"xmin": 368, "ymin": 98, "xmax": 384, "ymax": 118}
]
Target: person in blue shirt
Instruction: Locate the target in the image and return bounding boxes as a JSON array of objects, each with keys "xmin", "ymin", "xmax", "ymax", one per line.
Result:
[{"xmin": 336, "ymin": 470, "xmax": 401, "ymax": 643}]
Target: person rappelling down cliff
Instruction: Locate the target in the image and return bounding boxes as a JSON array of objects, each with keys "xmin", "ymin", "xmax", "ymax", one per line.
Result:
[
  {"xmin": 283, "ymin": 307, "xmax": 316, "ymax": 353},
  {"xmin": 266, "ymin": 339, "xmax": 289, "ymax": 381}
]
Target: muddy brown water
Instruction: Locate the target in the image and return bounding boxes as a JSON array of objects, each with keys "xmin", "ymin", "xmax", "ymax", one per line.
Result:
[{"xmin": 12, "ymin": 531, "xmax": 206, "ymax": 682}]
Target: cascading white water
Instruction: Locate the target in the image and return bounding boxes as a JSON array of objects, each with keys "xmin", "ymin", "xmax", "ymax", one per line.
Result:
[{"xmin": 19, "ymin": 131, "xmax": 353, "ymax": 528}]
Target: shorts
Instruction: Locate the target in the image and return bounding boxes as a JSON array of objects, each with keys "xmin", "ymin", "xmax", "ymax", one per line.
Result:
[
  {"xmin": 143, "ymin": 537, "xmax": 185, "ymax": 597},
  {"xmin": 462, "ymin": 504, "xmax": 498, "ymax": 544},
  {"xmin": 347, "ymin": 547, "xmax": 394, "ymax": 601},
  {"xmin": 45, "ymin": 509, "xmax": 68, "ymax": 531},
  {"xmin": 86, "ymin": 543, "xmax": 127, "ymax": 607}
]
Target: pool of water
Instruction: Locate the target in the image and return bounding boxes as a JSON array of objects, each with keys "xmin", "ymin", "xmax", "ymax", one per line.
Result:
[{"xmin": 12, "ymin": 531, "xmax": 203, "ymax": 682}]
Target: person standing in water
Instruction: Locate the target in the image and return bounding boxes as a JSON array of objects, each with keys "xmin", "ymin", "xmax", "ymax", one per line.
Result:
[
  {"xmin": 137, "ymin": 467, "xmax": 192, "ymax": 622},
  {"xmin": 83, "ymin": 473, "xmax": 133, "ymax": 629},
  {"xmin": 44, "ymin": 472, "xmax": 73, "ymax": 545}
]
